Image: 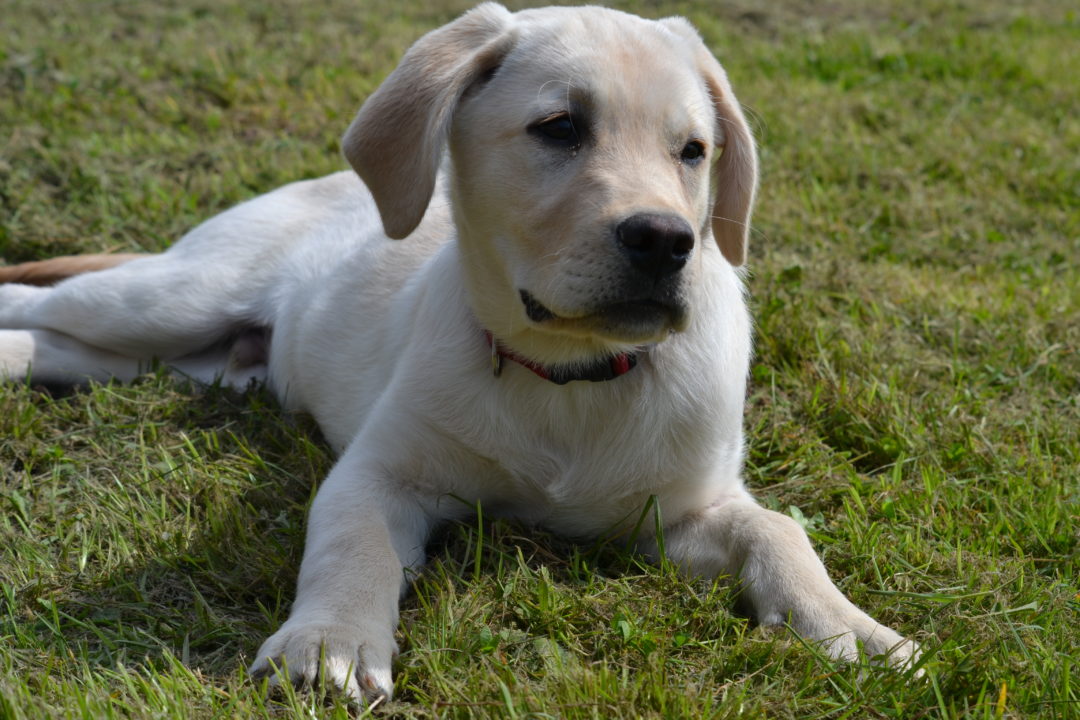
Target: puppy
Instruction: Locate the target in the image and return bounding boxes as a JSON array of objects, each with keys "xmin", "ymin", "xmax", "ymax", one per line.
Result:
[{"xmin": 0, "ymin": 3, "xmax": 919, "ymax": 703}]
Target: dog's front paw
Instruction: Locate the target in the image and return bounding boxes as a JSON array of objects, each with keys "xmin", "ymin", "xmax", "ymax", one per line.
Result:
[
  {"xmin": 248, "ymin": 620, "xmax": 397, "ymax": 703},
  {"xmin": 752, "ymin": 583, "xmax": 920, "ymax": 673},
  {"xmin": 782, "ymin": 601, "xmax": 921, "ymax": 673},
  {"xmin": 817, "ymin": 612, "xmax": 920, "ymax": 671}
]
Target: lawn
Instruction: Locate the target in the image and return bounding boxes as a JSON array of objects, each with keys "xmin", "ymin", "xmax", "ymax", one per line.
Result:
[{"xmin": 1, "ymin": 0, "xmax": 1077, "ymax": 718}]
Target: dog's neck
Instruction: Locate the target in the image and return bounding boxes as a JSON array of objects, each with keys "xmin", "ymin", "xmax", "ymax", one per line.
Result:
[{"xmin": 483, "ymin": 331, "xmax": 638, "ymax": 385}]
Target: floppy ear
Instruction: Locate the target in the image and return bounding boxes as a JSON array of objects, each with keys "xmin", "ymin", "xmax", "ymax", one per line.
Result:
[
  {"xmin": 662, "ymin": 18, "xmax": 759, "ymax": 266},
  {"xmin": 342, "ymin": 3, "xmax": 516, "ymax": 239}
]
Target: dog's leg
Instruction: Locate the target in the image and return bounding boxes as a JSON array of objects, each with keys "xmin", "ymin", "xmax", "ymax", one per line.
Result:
[
  {"xmin": 0, "ymin": 329, "xmax": 146, "ymax": 384},
  {"xmin": 652, "ymin": 497, "xmax": 919, "ymax": 670},
  {"xmin": 0, "ymin": 284, "xmax": 50, "ymax": 327},
  {"xmin": 0, "ymin": 327, "xmax": 267, "ymax": 389},
  {"xmin": 0, "ymin": 253, "xmax": 254, "ymax": 359},
  {"xmin": 249, "ymin": 446, "xmax": 433, "ymax": 703}
]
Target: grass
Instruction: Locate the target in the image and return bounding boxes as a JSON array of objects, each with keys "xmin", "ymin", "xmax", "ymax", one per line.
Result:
[{"xmin": 1, "ymin": 0, "xmax": 1077, "ymax": 717}]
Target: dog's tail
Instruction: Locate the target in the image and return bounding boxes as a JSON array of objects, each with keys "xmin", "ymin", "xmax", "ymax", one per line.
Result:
[{"xmin": 0, "ymin": 253, "xmax": 147, "ymax": 286}]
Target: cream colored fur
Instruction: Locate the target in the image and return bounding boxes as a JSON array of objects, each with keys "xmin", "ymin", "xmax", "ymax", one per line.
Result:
[{"xmin": 0, "ymin": 4, "xmax": 919, "ymax": 703}]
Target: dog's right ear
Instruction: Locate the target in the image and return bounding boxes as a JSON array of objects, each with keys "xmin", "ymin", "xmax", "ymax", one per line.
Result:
[{"xmin": 342, "ymin": 3, "xmax": 515, "ymax": 239}]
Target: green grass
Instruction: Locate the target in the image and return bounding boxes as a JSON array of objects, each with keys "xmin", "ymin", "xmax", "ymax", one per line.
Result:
[{"xmin": 1, "ymin": 0, "xmax": 1077, "ymax": 717}]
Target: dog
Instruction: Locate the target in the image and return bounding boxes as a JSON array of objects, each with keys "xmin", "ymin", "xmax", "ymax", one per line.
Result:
[{"xmin": 0, "ymin": 3, "xmax": 919, "ymax": 702}]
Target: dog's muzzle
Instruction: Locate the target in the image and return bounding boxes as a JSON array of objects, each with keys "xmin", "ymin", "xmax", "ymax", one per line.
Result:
[{"xmin": 516, "ymin": 213, "xmax": 694, "ymax": 341}]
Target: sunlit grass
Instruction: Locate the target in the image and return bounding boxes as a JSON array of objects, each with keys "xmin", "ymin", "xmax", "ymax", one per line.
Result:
[{"xmin": 1, "ymin": 1, "xmax": 1076, "ymax": 717}]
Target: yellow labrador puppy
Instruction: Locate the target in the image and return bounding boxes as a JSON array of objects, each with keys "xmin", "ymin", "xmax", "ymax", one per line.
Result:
[{"xmin": 0, "ymin": 3, "xmax": 918, "ymax": 702}]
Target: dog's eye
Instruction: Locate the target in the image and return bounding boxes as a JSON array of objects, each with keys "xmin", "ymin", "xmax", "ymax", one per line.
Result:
[
  {"xmin": 530, "ymin": 113, "xmax": 580, "ymax": 146},
  {"xmin": 680, "ymin": 140, "xmax": 706, "ymax": 163}
]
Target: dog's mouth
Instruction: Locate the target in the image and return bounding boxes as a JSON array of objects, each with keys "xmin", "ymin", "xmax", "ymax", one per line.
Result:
[
  {"xmin": 519, "ymin": 289, "xmax": 688, "ymax": 341},
  {"xmin": 521, "ymin": 290, "xmax": 557, "ymax": 323}
]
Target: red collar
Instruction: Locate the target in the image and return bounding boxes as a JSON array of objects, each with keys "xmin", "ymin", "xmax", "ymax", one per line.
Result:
[{"xmin": 483, "ymin": 331, "xmax": 638, "ymax": 385}]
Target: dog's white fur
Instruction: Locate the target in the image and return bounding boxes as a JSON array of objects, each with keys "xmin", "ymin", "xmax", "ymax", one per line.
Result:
[{"xmin": 0, "ymin": 4, "xmax": 918, "ymax": 701}]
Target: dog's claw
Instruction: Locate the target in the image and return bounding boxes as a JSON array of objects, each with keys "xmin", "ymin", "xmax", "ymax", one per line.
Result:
[{"xmin": 249, "ymin": 621, "xmax": 396, "ymax": 704}]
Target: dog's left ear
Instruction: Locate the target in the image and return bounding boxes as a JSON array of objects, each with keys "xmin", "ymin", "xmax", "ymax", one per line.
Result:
[
  {"xmin": 662, "ymin": 18, "xmax": 758, "ymax": 266},
  {"xmin": 343, "ymin": 3, "xmax": 516, "ymax": 239}
]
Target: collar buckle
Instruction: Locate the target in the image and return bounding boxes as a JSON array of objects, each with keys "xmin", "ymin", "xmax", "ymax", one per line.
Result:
[{"xmin": 490, "ymin": 334, "xmax": 503, "ymax": 377}]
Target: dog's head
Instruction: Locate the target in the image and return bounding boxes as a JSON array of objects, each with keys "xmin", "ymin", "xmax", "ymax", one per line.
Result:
[{"xmin": 343, "ymin": 4, "xmax": 757, "ymax": 365}]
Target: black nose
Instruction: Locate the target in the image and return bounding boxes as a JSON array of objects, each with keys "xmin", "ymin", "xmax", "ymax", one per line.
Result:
[{"xmin": 615, "ymin": 213, "xmax": 695, "ymax": 278}]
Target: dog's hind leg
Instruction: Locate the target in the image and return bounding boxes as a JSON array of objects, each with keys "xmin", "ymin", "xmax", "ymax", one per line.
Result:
[
  {"xmin": 0, "ymin": 329, "xmax": 148, "ymax": 385},
  {"xmin": 0, "ymin": 326, "xmax": 268, "ymax": 389},
  {"xmin": 0, "ymin": 252, "xmax": 266, "ymax": 361}
]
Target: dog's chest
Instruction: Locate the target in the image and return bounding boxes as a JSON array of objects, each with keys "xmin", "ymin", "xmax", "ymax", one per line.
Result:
[
  {"xmin": 480, "ymin": 436, "xmax": 664, "ymax": 532},
  {"xmin": 431, "ymin": 377, "xmax": 732, "ymax": 534}
]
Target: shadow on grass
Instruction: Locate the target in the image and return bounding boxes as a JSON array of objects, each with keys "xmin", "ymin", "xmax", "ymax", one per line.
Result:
[
  {"xmin": 3, "ymin": 378, "xmax": 956, "ymax": 718},
  {"xmin": 5, "ymin": 378, "xmax": 699, "ymax": 700},
  {"xmin": 4, "ymin": 381, "xmax": 320, "ymax": 681}
]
